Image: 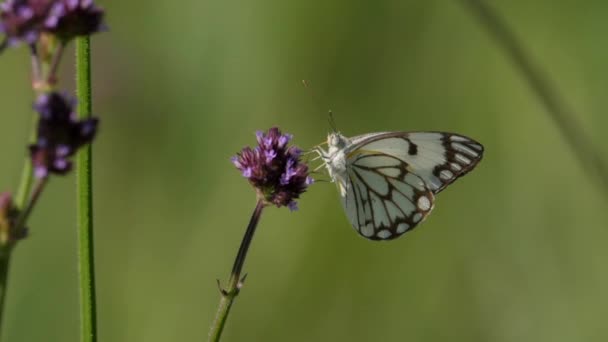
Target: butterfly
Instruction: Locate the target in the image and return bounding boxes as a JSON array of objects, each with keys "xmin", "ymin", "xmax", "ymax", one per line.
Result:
[{"xmin": 313, "ymin": 131, "xmax": 484, "ymax": 240}]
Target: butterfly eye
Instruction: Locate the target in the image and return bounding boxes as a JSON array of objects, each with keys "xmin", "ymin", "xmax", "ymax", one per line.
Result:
[
  {"xmin": 328, "ymin": 133, "xmax": 347, "ymax": 148},
  {"xmin": 327, "ymin": 134, "xmax": 338, "ymax": 146}
]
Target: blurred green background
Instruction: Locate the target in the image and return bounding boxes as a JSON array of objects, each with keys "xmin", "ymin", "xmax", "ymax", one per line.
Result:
[{"xmin": 1, "ymin": 1, "xmax": 608, "ymax": 341}]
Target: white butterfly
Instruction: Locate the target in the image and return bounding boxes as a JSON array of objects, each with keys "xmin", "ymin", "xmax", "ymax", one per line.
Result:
[{"xmin": 313, "ymin": 131, "xmax": 484, "ymax": 240}]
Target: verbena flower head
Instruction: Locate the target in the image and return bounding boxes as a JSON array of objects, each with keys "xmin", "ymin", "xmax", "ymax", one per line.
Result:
[
  {"xmin": 44, "ymin": 0, "xmax": 105, "ymax": 42},
  {"xmin": 29, "ymin": 91, "xmax": 98, "ymax": 178},
  {"xmin": 0, "ymin": 0, "xmax": 53, "ymax": 47},
  {"xmin": 232, "ymin": 127, "xmax": 313, "ymax": 210},
  {"xmin": 0, "ymin": 0, "xmax": 105, "ymax": 49}
]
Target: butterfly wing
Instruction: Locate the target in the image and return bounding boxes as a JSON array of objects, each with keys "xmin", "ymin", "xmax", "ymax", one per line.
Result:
[
  {"xmin": 341, "ymin": 150, "xmax": 436, "ymax": 240},
  {"xmin": 341, "ymin": 132, "xmax": 483, "ymax": 240},
  {"xmin": 348, "ymin": 132, "xmax": 484, "ymax": 193}
]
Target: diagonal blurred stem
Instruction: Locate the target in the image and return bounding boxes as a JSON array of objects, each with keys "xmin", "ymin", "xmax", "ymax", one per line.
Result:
[
  {"xmin": 0, "ymin": 72, "xmax": 41, "ymax": 340},
  {"xmin": 14, "ymin": 178, "xmax": 48, "ymax": 233},
  {"xmin": 208, "ymin": 200, "xmax": 265, "ymax": 342},
  {"xmin": 0, "ymin": 176, "xmax": 47, "ymax": 340},
  {"xmin": 462, "ymin": 0, "xmax": 608, "ymax": 197},
  {"xmin": 76, "ymin": 36, "xmax": 97, "ymax": 342},
  {"xmin": 0, "ymin": 246, "xmax": 12, "ymax": 340}
]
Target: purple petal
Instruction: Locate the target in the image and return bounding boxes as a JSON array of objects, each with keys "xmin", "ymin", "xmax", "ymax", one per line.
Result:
[
  {"xmin": 255, "ymin": 131, "xmax": 264, "ymax": 144},
  {"xmin": 230, "ymin": 156, "xmax": 241, "ymax": 168},
  {"xmin": 24, "ymin": 31, "xmax": 38, "ymax": 44},
  {"xmin": 242, "ymin": 167, "xmax": 252, "ymax": 178},
  {"xmin": 278, "ymin": 135, "xmax": 289, "ymax": 148},
  {"xmin": 263, "ymin": 136, "xmax": 273, "ymax": 148},
  {"xmin": 80, "ymin": 119, "xmax": 98, "ymax": 139},
  {"xmin": 288, "ymin": 201, "xmax": 299, "ymax": 211},
  {"xmin": 56, "ymin": 145, "xmax": 71, "ymax": 157},
  {"xmin": 288, "ymin": 147, "xmax": 302, "ymax": 158},
  {"xmin": 17, "ymin": 7, "xmax": 33, "ymax": 20},
  {"xmin": 264, "ymin": 149, "xmax": 277, "ymax": 163},
  {"xmin": 305, "ymin": 176, "xmax": 314, "ymax": 185},
  {"xmin": 54, "ymin": 158, "xmax": 68, "ymax": 170},
  {"xmin": 45, "ymin": 16, "xmax": 58, "ymax": 28},
  {"xmin": 34, "ymin": 166, "xmax": 48, "ymax": 179},
  {"xmin": 279, "ymin": 174, "xmax": 289, "ymax": 185}
]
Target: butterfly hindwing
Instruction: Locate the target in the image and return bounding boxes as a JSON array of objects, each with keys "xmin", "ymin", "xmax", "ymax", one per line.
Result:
[{"xmin": 341, "ymin": 151, "xmax": 435, "ymax": 240}]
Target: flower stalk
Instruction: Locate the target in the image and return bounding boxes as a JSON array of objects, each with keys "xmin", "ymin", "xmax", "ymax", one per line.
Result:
[
  {"xmin": 208, "ymin": 200, "xmax": 265, "ymax": 342},
  {"xmin": 76, "ymin": 35, "xmax": 97, "ymax": 342},
  {"xmin": 208, "ymin": 127, "xmax": 312, "ymax": 341},
  {"xmin": 0, "ymin": 1, "xmax": 106, "ymax": 339}
]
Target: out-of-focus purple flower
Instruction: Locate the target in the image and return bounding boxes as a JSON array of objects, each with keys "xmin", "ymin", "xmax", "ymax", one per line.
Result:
[
  {"xmin": 0, "ymin": 0, "xmax": 54, "ymax": 47},
  {"xmin": 44, "ymin": 0, "xmax": 105, "ymax": 42},
  {"xmin": 232, "ymin": 127, "xmax": 313, "ymax": 210},
  {"xmin": 0, "ymin": 192, "xmax": 25, "ymax": 245},
  {"xmin": 29, "ymin": 91, "xmax": 98, "ymax": 178},
  {"xmin": 0, "ymin": 0, "xmax": 106, "ymax": 49}
]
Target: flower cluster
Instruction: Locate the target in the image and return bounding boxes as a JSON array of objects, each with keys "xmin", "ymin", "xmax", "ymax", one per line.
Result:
[
  {"xmin": 232, "ymin": 127, "xmax": 313, "ymax": 210},
  {"xmin": 44, "ymin": 0, "xmax": 105, "ymax": 42},
  {"xmin": 0, "ymin": 0, "xmax": 52, "ymax": 46},
  {"xmin": 29, "ymin": 92, "xmax": 98, "ymax": 178},
  {"xmin": 0, "ymin": 0, "xmax": 105, "ymax": 48}
]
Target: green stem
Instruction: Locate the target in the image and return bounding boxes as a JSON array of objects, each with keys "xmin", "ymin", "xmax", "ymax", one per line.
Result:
[
  {"xmin": 0, "ymin": 84, "xmax": 40, "ymax": 340},
  {"xmin": 76, "ymin": 36, "xmax": 97, "ymax": 342},
  {"xmin": 14, "ymin": 161, "xmax": 34, "ymax": 219},
  {"xmin": 462, "ymin": 0, "xmax": 608, "ymax": 196},
  {"xmin": 0, "ymin": 247, "xmax": 12, "ymax": 339},
  {"xmin": 14, "ymin": 178, "xmax": 48, "ymax": 233},
  {"xmin": 208, "ymin": 200, "xmax": 265, "ymax": 342},
  {"xmin": 15, "ymin": 124, "xmax": 36, "ymax": 212},
  {"xmin": 0, "ymin": 175, "xmax": 47, "ymax": 339}
]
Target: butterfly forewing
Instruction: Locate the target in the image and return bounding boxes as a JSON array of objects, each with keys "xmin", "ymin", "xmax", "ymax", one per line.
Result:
[
  {"xmin": 341, "ymin": 151, "xmax": 436, "ymax": 240},
  {"xmin": 349, "ymin": 132, "xmax": 484, "ymax": 194}
]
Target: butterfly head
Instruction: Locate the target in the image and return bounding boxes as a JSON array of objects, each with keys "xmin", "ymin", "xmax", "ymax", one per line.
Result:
[{"xmin": 327, "ymin": 132, "xmax": 349, "ymax": 150}]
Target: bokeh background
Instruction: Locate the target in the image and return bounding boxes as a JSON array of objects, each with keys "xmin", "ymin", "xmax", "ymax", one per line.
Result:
[{"xmin": 1, "ymin": 1, "xmax": 607, "ymax": 341}]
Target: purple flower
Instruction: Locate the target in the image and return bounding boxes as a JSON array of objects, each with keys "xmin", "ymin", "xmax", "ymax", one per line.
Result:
[
  {"xmin": 0, "ymin": 0, "xmax": 106, "ymax": 49},
  {"xmin": 29, "ymin": 91, "xmax": 98, "ymax": 178},
  {"xmin": 0, "ymin": 0, "xmax": 54, "ymax": 47},
  {"xmin": 232, "ymin": 127, "xmax": 312, "ymax": 210},
  {"xmin": 43, "ymin": 0, "xmax": 106, "ymax": 42}
]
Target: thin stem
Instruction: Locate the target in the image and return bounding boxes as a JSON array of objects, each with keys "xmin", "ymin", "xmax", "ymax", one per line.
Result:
[
  {"xmin": 29, "ymin": 44, "xmax": 42, "ymax": 88},
  {"xmin": 14, "ymin": 141, "xmax": 35, "ymax": 215},
  {"xmin": 0, "ymin": 252, "xmax": 11, "ymax": 337},
  {"xmin": 47, "ymin": 43, "xmax": 65, "ymax": 87},
  {"xmin": 208, "ymin": 200, "xmax": 265, "ymax": 342},
  {"xmin": 76, "ymin": 36, "xmax": 97, "ymax": 342},
  {"xmin": 0, "ymin": 176, "xmax": 48, "ymax": 339},
  {"xmin": 13, "ymin": 177, "xmax": 48, "ymax": 232},
  {"xmin": 462, "ymin": 0, "xmax": 608, "ymax": 196},
  {"xmin": 1, "ymin": 81, "xmax": 41, "ymax": 339}
]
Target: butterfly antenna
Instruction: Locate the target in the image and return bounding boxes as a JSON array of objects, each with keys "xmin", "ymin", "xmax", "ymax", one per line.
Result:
[
  {"xmin": 302, "ymin": 79, "xmax": 337, "ymax": 131},
  {"xmin": 328, "ymin": 110, "xmax": 338, "ymax": 133}
]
